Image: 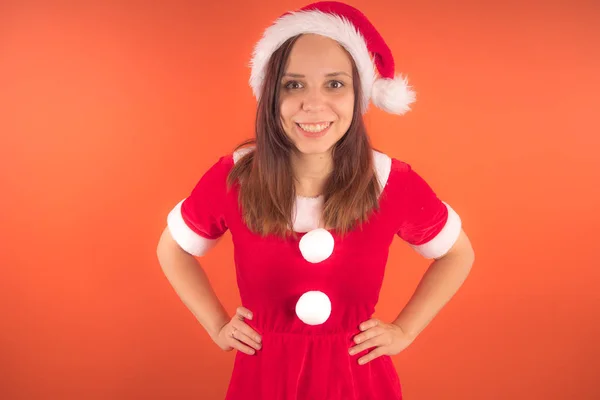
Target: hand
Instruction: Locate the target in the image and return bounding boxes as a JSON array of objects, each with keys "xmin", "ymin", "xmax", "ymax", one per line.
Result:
[
  {"xmin": 348, "ymin": 318, "xmax": 415, "ymax": 365},
  {"xmin": 214, "ymin": 307, "xmax": 262, "ymax": 355}
]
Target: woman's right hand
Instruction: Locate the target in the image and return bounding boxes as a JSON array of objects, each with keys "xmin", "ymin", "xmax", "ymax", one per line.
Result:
[{"xmin": 215, "ymin": 307, "xmax": 262, "ymax": 355}]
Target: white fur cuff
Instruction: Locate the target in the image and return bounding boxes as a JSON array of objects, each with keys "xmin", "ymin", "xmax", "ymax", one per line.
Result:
[
  {"xmin": 410, "ymin": 202, "xmax": 462, "ymax": 259},
  {"xmin": 166, "ymin": 200, "xmax": 219, "ymax": 257}
]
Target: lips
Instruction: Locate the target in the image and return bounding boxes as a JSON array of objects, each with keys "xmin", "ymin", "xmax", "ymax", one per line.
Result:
[
  {"xmin": 297, "ymin": 122, "xmax": 331, "ymax": 133},
  {"xmin": 295, "ymin": 121, "xmax": 333, "ymax": 138}
]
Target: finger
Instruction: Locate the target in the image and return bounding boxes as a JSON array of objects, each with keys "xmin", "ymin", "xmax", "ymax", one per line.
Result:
[
  {"xmin": 236, "ymin": 307, "xmax": 253, "ymax": 320},
  {"xmin": 353, "ymin": 325, "xmax": 384, "ymax": 345},
  {"xmin": 229, "ymin": 334, "xmax": 256, "ymax": 355},
  {"xmin": 358, "ymin": 346, "xmax": 386, "ymax": 365},
  {"xmin": 359, "ymin": 318, "xmax": 380, "ymax": 332},
  {"xmin": 349, "ymin": 334, "xmax": 387, "ymax": 356},
  {"xmin": 231, "ymin": 327, "xmax": 262, "ymax": 351},
  {"xmin": 231, "ymin": 319, "xmax": 262, "ymax": 344}
]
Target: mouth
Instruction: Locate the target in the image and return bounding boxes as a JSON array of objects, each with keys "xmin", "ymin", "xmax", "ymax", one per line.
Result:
[{"xmin": 295, "ymin": 121, "xmax": 333, "ymax": 137}]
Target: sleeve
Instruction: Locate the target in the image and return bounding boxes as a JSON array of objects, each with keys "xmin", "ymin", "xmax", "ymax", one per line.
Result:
[
  {"xmin": 393, "ymin": 161, "xmax": 462, "ymax": 259},
  {"xmin": 166, "ymin": 155, "xmax": 232, "ymax": 256}
]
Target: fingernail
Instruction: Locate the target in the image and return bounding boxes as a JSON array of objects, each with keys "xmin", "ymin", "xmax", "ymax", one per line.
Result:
[
  {"xmin": 256, "ymin": 336, "xmax": 262, "ymax": 343},
  {"xmin": 359, "ymin": 359, "xmax": 365, "ymax": 365},
  {"xmin": 348, "ymin": 349, "xmax": 355, "ymax": 355}
]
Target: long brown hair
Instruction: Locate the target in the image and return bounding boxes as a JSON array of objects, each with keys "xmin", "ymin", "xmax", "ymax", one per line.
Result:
[{"xmin": 227, "ymin": 35, "xmax": 382, "ymax": 239}]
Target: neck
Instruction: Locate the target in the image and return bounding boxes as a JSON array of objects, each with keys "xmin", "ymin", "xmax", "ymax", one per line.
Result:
[{"xmin": 290, "ymin": 150, "xmax": 333, "ymax": 197}]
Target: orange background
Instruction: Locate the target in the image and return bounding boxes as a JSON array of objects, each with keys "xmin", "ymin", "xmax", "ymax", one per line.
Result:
[{"xmin": 1, "ymin": 0, "xmax": 599, "ymax": 399}]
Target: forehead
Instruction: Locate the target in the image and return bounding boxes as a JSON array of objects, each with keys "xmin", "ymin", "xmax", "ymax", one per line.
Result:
[{"xmin": 285, "ymin": 34, "xmax": 353, "ymax": 75}]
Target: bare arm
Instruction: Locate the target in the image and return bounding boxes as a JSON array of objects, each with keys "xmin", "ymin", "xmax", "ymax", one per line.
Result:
[
  {"xmin": 156, "ymin": 227, "xmax": 262, "ymax": 355},
  {"xmin": 156, "ymin": 227, "xmax": 230, "ymax": 340},
  {"xmin": 392, "ymin": 228, "xmax": 475, "ymax": 339},
  {"xmin": 349, "ymin": 228, "xmax": 475, "ymax": 364}
]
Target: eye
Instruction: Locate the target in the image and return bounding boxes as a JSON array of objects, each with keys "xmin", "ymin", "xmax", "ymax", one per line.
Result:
[
  {"xmin": 284, "ymin": 81, "xmax": 303, "ymax": 90},
  {"xmin": 328, "ymin": 80, "xmax": 344, "ymax": 89}
]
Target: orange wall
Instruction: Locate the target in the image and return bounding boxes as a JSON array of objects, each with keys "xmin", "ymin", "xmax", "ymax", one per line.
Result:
[{"xmin": 1, "ymin": 1, "xmax": 599, "ymax": 399}]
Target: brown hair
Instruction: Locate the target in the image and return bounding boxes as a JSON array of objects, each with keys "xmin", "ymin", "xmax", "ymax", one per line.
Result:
[{"xmin": 227, "ymin": 35, "xmax": 382, "ymax": 239}]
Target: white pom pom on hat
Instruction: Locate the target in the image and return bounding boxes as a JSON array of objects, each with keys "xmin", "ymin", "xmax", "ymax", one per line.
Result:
[
  {"xmin": 249, "ymin": 1, "xmax": 416, "ymax": 115},
  {"xmin": 372, "ymin": 74, "xmax": 416, "ymax": 115}
]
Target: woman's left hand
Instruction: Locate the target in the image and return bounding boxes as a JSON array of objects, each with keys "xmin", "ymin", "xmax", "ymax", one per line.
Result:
[{"xmin": 348, "ymin": 318, "xmax": 415, "ymax": 365}]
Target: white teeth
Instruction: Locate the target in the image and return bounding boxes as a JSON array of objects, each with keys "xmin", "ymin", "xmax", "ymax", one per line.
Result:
[{"xmin": 298, "ymin": 122, "xmax": 331, "ymax": 133}]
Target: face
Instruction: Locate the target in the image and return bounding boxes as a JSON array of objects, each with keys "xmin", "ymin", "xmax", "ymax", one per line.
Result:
[{"xmin": 279, "ymin": 34, "xmax": 355, "ymax": 156}]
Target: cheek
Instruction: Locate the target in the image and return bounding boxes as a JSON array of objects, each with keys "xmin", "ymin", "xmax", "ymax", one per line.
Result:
[
  {"xmin": 344, "ymin": 98, "xmax": 355, "ymax": 119},
  {"xmin": 334, "ymin": 94, "xmax": 355, "ymax": 124},
  {"xmin": 280, "ymin": 97, "xmax": 299, "ymax": 124}
]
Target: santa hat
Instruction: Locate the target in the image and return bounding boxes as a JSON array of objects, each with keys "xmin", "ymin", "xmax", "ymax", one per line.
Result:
[{"xmin": 249, "ymin": 1, "xmax": 416, "ymax": 115}]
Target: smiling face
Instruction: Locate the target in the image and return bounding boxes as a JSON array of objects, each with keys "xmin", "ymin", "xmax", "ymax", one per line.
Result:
[{"xmin": 279, "ymin": 34, "xmax": 356, "ymax": 156}]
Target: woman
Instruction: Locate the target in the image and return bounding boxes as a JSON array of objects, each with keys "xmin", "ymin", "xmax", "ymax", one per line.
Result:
[{"xmin": 156, "ymin": 1, "xmax": 475, "ymax": 399}]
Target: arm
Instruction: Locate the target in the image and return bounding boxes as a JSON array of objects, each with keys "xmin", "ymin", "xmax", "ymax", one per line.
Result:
[
  {"xmin": 158, "ymin": 155, "xmax": 262, "ymax": 354},
  {"xmin": 392, "ymin": 228, "xmax": 475, "ymax": 339},
  {"xmin": 156, "ymin": 226, "xmax": 230, "ymax": 341},
  {"xmin": 349, "ymin": 160, "xmax": 474, "ymax": 364},
  {"xmin": 156, "ymin": 226, "xmax": 263, "ymax": 354},
  {"xmin": 349, "ymin": 229, "xmax": 474, "ymax": 364}
]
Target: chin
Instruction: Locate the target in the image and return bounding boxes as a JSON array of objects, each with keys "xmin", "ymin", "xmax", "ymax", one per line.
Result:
[
  {"xmin": 294, "ymin": 143, "xmax": 334, "ymax": 155},
  {"xmin": 292, "ymin": 135, "xmax": 339, "ymax": 155},
  {"xmin": 292, "ymin": 132, "xmax": 346, "ymax": 155}
]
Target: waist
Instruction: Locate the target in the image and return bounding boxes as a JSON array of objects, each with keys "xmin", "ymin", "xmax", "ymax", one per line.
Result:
[{"xmin": 243, "ymin": 306, "xmax": 374, "ymax": 337}]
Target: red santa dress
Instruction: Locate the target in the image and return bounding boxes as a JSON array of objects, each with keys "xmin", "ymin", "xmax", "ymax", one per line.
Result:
[{"xmin": 166, "ymin": 148, "xmax": 462, "ymax": 400}]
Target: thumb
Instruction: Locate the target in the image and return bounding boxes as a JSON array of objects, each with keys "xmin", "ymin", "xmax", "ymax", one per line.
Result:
[{"xmin": 236, "ymin": 306, "xmax": 253, "ymax": 320}]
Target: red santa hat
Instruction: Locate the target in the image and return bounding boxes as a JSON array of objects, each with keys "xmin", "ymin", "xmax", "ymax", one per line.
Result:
[{"xmin": 249, "ymin": 1, "xmax": 416, "ymax": 115}]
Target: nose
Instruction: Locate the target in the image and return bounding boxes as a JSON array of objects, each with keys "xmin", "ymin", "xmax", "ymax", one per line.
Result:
[{"xmin": 301, "ymin": 87, "xmax": 326, "ymax": 112}]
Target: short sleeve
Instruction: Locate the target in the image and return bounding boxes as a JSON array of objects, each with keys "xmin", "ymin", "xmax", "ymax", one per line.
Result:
[
  {"xmin": 166, "ymin": 155, "xmax": 233, "ymax": 256},
  {"xmin": 393, "ymin": 160, "xmax": 462, "ymax": 259}
]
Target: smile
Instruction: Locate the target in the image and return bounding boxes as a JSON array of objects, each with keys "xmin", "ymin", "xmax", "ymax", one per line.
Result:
[{"xmin": 296, "ymin": 122, "xmax": 332, "ymax": 134}]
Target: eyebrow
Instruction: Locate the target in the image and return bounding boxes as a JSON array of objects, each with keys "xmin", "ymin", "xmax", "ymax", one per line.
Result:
[{"xmin": 283, "ymin": 72, "xmax": 352, "ymax": 78}]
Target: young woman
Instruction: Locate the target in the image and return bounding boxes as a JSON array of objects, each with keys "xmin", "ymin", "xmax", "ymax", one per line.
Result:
[{"xmin": 156, "ymin": 2, "xmax": 475, "ymax": 399}]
